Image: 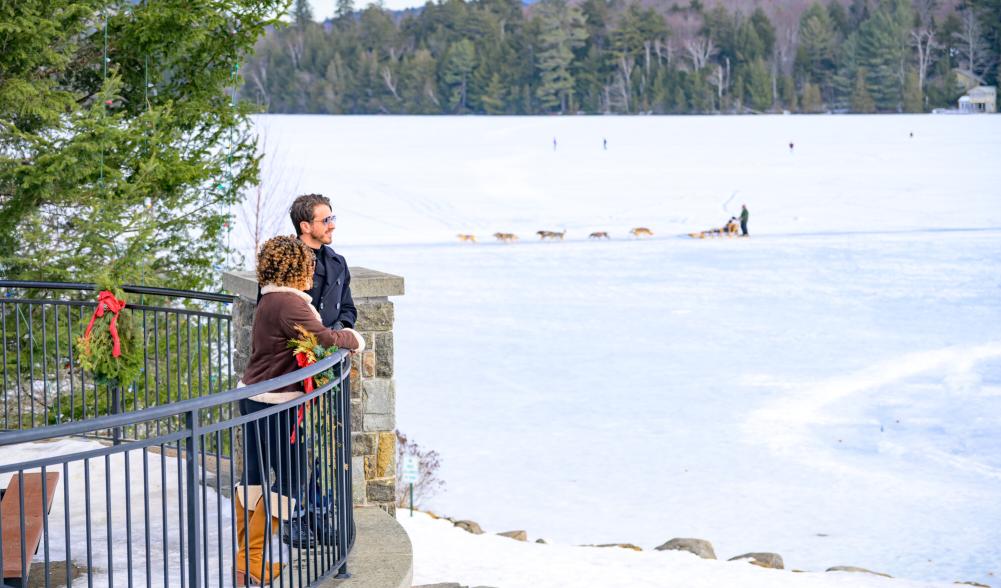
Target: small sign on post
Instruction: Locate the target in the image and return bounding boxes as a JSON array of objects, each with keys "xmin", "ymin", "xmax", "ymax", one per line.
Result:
[{"xmin": 401, "ymin": 455, "xmax": 419, "ymax": 517}]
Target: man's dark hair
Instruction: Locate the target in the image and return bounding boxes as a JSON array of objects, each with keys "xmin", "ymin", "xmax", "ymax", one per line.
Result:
[{"xmin": 290, "ymin": 193, "xmax": 332, "ymax": 236}]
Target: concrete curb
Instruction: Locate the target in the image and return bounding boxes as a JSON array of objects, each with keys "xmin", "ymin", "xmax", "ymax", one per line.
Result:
[{"xmin": 321, "ymin": 507, "xmax": 413, "ymax": 588}]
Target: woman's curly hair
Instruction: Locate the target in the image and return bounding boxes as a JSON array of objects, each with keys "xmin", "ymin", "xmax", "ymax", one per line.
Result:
[{"xmin": 256, "ymin": 236, "xmax": 315, "ymax": 289}]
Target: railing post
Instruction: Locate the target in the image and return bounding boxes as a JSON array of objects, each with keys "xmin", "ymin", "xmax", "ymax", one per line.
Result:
[
  {"xmin": 335, "ymin": 366, "xmax": 352, "ymax": 580},
  {"xmin": 111, "ymin": 384, "xmax": 122, "ymax": 445},
  {"xmin": 185, "ymin": 408, "xmax": 203, "ymax": 587}
]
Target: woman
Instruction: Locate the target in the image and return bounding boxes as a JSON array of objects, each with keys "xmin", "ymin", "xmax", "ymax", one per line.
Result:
[{"xmin": 235, "ymin": 235, "xmax": 364, "ymax": 585}]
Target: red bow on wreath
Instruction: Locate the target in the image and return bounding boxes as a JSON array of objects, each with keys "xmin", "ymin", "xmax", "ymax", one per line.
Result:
[
  {"xmin": 291, "ymin": 351, "xmax": 317, "ymax": 444},
  {"xmin": 83, "ymin": 290, "xmax": 127, "ymax": 357}
]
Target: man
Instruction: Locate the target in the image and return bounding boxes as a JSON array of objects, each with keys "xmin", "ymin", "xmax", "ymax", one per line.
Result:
[
  {"xmin": 740, "ymin": 204, "xmax": 749, "ymax": 237},
  {"xmin": 280, "ymin": 194, "xmax": 356, "ymax": 549},
  {"xmin": 289, "ymin": 193, "xmax": 357, "ymax": 329}
]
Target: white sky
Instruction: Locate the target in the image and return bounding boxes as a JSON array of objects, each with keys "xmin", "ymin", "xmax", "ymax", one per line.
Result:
[{"xmin": 310, "ymin": 0, "xmax": 426, "ymax": 18}]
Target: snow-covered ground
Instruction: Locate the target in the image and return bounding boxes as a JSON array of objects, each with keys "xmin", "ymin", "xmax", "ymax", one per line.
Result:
[
  {"xmin": 399, "ymin": 509, "xmax": 964, "ymax": 588},
  {"xmin": 0, "ymin": 438, "xmax": 236, "ymax": 587},
  {"xmin": 237, "ymin": 114, "xmax": 1001, "ymax": 587}
]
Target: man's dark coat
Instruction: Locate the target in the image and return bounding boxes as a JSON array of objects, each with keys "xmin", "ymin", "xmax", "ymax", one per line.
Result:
[{"xmin": 307, "ymin": 245, "xmax": 357, "ymax": 329}]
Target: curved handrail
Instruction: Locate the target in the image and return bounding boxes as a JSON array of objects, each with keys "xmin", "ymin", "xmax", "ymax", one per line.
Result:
[
  {"xmin": 0, "ymin": 349, "xmax": 351, "ymax": 446},
  {"xmin": 0, "ymin": 280, "xmax": 236, "ymax": 303},
  {"xmin": 0, "ymin": 281, "xmax": 357, "ymax": 586}
]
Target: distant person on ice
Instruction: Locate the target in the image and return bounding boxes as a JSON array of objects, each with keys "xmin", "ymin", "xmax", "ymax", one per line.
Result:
[
  {"xmin": 553, "ymin": 137, "xmax": 557, "ymax": 151},
  {"xmin": 603, "ymin": 137, "xmax": 607, "ymax": 150},
  {"xmin": 740, "ymin": 204, "xmax": 749, "ymax": 236}
]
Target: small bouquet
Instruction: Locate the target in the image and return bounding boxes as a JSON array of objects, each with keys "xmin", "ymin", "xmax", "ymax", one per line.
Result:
[
  {"xmin": 286, "ymin": 324, "xmax": 340, "ymax": 445},
  {"xmin": 287, "ymin": 324, "xmax": 340, "ymax": 392}
]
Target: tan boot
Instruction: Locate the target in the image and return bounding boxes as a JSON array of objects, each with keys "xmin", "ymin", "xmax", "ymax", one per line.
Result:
[{"xmin": 236, "ymin": 497, "xmax": 285, "ymax": 586}]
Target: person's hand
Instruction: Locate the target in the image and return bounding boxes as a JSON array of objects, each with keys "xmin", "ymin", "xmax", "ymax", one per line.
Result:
[{"xmin": 343, "ymin": 327, "xmax": 365, "ymax": 353}]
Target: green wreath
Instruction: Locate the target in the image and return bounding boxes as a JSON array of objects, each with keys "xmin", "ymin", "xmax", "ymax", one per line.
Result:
[{"xmin": 75, "ymin": 281, "xmax": 144, "ymax": 387}]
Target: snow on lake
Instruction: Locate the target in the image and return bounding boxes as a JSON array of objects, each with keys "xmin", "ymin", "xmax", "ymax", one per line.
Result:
[{"xmin": 239, "ymin": 114, "xmax": 1001, "ymax": 587}]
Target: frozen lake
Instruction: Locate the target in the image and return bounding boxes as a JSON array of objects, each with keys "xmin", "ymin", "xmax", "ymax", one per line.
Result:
[{"xmin": 240, "ymin": 114, "xmax": 1001, "ymax": 585}]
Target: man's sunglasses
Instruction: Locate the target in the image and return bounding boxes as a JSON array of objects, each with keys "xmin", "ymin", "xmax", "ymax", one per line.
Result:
[{"xmin": 313, "ymin": 215, "xmax": 337, "ymax": 225}]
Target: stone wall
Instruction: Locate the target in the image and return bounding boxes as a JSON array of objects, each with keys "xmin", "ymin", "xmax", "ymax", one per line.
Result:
[{"xmin": 222, "ymin": 267, "xmax": 404, "ymax": 513}]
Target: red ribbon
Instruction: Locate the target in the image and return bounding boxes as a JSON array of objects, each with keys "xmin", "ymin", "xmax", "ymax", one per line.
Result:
[
  {"xmin": 295, "ymin": 352, "xmax": 315, "ymax": 393},
  {"xmin": 83, "ymin": 290, "xmax": 126, "ymax": 358},
  {"xmin": 291, "ymin": 352, "xmax": 316, "ymax": 444}
]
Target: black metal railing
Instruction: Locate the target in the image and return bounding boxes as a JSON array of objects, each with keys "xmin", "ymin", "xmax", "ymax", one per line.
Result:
[
  {"xmin": 1, "ymin": 281, "xmax": 236, "ymax": 436},
  {"xmin": 0, "ymin": 281, "xmax": 355, "ymax": 587}
]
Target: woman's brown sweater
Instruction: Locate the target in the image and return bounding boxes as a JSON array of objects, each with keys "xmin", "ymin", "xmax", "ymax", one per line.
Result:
[{"xmin": 241, "ymin": 285, "xmax": 363, "ymax": 403}]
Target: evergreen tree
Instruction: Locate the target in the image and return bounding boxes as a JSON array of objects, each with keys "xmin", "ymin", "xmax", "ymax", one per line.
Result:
[
  {"xmin": 851, "ymin": 68, "xmax": 876, "ymax": 112},
  {"xmin": 336, "ymin": 0, "xmax": 356, "ymax": 20},
  {"xmin": 801, "ymin": 82, "xmax": 824, "ymax": 112},
  {"xmin": 0, "ymin": 0, "xmax": 287, "ymax": 288},
  {"xmin": 442, "ymin": 39, "xmax": 477, "ymax": 112},
  {"xmin": 293, "ymin": 0, "xmax": 313, "ymax": 27},
  {"xmin": 534, "ymin": 0, "xmax": 588, "ymax": 112},
  {"xmin": 481, "ymin": 72, "xmax": 508, "ymax": 114},
  {"xmin": 795, "ymin": 3, "xmax": 838, "ymax": 101},
  {"xmin": 749, "ymin": 8, "xmax": 776, "ymax": 57},
  {"xmin": 856, "ymin": 0, "xmax": 912, "ymax": 111},
  {"xmin": 745, "ymin": 58, "xmax": 773, "ymax": 111},
  {"xmin": 401, "ymin": 49, "xmax": 442, "ymax": 113},
  {"xmin": 233, "ymin": 0, "xmax": 974, "ymax": 116},
  {"xmin": 781, "ymin": 75, "xmax": 798, "ymax": 112},
  {"xmin": 828, "ymin": 1, "xmax": 851, "ymax": 37},
  {"xmin": 966, "ymin": 0, "xmax": 1001, "ymax": 85},
  {"xmin": 902, "ymin": 68, "xmax": 923, "ymax": 112}
]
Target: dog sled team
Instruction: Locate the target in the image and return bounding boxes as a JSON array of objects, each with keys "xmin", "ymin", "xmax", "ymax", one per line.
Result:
[
  {"xmin": 456, "ymin": 205, "xmax": 749, "ymax": 244},
  {"xmin": 457, "ymin": 227, "xmax": 654, "ymax": 243},
  {"xmin": 688, "ymin": 218, "xmax": 739, "ymax": 239},
  {"xmin": 688, "ymin": 204, "xmax": 750, "ymax": 239}
]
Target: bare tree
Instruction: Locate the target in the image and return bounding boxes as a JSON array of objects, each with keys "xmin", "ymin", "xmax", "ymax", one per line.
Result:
[
  {"xmin": 911, "ymin": 28, "xmax": 940, "ymax": 92},
  {"xmin": 381, "ymin": 66, "xmax": 401, "ymax": 101},
  {"xmin": 239, "ymin": 126, "xmax": 300, "ymax": 260},
  {"xmin": 954, "ymin": 8, "xmax": 994, "ymax": 78},
  {"xmin": 618, "ymin": 54, "xmax": 635, "ymax": 112},
  {"xmin": 247, "ymin": 62, "xmax": 269, "ymax": 108},
  {"xmin": 708, "ymin": 62, "xmax": 724, "ymax": 111},
  {"xmin": 685, "ymin": 36, "xmax": 716, "ymax": 71},
  {"xmin": 395, "ymin": 431, "xmax": 445, "ymax": 508},
  {"xmin": 424, "ymin": 80, "xmax": 441, "ymax": 108},
  {"xmin": 654, "ymin": 38, "xmax": 668, "ymax": 67}
]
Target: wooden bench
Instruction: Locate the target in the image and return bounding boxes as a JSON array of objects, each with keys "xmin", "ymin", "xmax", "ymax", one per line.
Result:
[{"xmin": 1, "ymin": 472, "xmax": 60, "ymax": 588}]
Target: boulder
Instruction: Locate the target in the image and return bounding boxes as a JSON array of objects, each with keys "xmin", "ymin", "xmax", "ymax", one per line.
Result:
[
  {"xmin": 728, "ymin": 552, "xmax": 784, "ymax": 569},
  {"xmin": 826, "ymin": 566, "xmax": 892, "ymax": 578},
  {"xmin": 453, "ymin": 520, "xmax": 484, "ymax": 534},
  {"xmin": 497, "ymin": 530, "xmax": 527, "ymax": 541},
  {"xmin": 655, "ymin": 538, "xmax": 717, "ymax": 560}
]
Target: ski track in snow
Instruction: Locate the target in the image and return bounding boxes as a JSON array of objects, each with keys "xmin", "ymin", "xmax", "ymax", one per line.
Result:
[{"xmin": 744, "ymin": 343, "xmax": 1001, "ymax": 480}]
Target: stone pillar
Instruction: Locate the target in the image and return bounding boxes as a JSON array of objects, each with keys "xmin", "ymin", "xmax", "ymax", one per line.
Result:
[{"xmin": 222, "ymin": 267, "xmax": 405, "ymax": 514}]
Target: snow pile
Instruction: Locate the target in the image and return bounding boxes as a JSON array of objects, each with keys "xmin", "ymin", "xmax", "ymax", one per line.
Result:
[{"xmin": 399, "ymin": 510, "xmax": 958, "ymax": 588}]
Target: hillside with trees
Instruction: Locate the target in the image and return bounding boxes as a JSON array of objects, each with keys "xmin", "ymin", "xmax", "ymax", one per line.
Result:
[{"xmin": 244, "ymin": 0, "xmax": 1000, "ymax": 114}]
